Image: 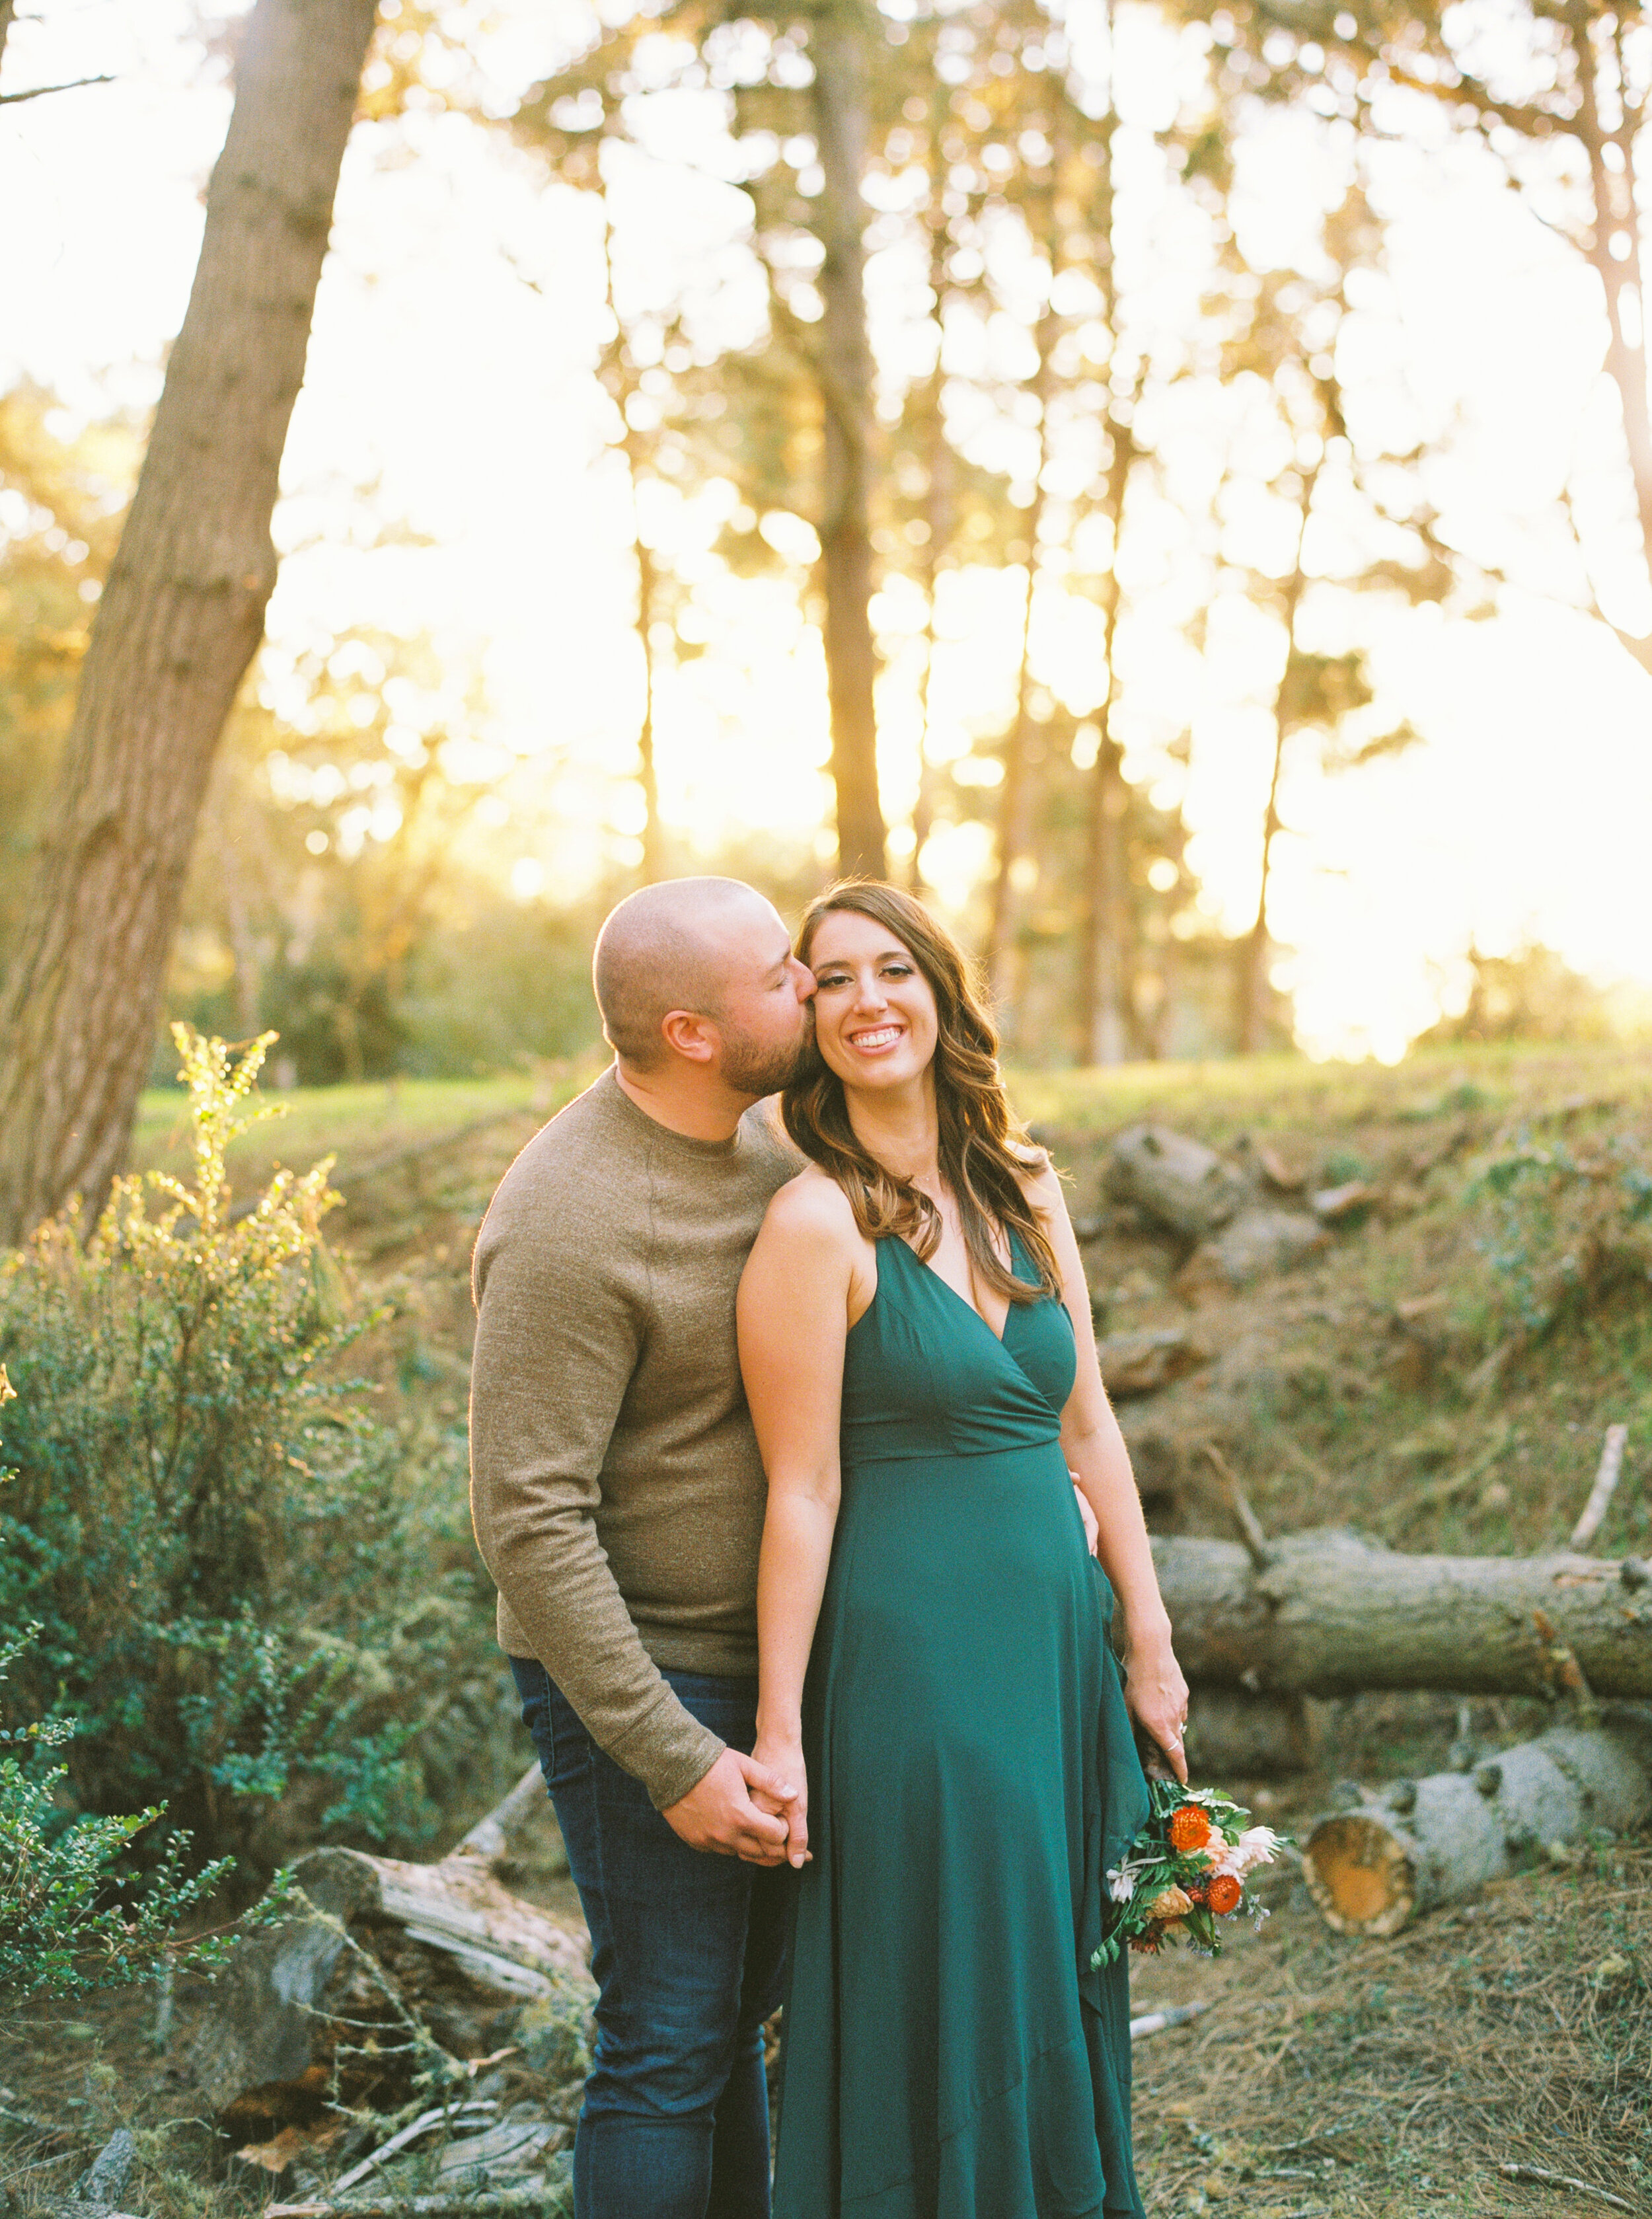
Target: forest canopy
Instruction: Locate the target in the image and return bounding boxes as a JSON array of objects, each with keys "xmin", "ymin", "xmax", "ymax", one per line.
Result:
[{"xmin": 2, "ymin": 0, "xmax": 1650, "ymax": 1106}]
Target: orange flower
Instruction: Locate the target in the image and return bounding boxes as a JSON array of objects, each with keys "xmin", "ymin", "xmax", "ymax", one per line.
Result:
[
  {"xmin": 1168, "ymin": 1803, "xmax": 1213, "ymax": 1853},
  {"xmin": 1206, "ymin": 1871, "xmax": 1242, "ymax": 1916}
]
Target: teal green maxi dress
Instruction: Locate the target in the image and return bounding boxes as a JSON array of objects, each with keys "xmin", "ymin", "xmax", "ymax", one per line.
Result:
[{"xmin": 772, "ymin": 1233, "xmax": 1151, "ymax": 2219}]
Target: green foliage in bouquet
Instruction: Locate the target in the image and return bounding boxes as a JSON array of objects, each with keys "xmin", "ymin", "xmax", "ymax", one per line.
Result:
[
  {"xmin": 0, "ymin": 1028, "xmax": 486, "ymax": 1876},
  {"xmin": 1093, "ymin": 1778, "xmax": 1285, "ymax": 1967}
]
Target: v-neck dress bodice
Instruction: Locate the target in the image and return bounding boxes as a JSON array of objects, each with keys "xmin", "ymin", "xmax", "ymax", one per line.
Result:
[
  {"xmin": 838, "ymin": 1232, "xmax": 1076, "ymax": 1466},
  {"xmin": 772, "ymin": 1233, "xmax": 1150, "ymax": 2219}
]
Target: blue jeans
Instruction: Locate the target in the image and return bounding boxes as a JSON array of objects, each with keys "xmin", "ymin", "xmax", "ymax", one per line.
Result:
[{"xmin": 510, "ymin": 1658, "xmax": 790, "ymax": 2219}]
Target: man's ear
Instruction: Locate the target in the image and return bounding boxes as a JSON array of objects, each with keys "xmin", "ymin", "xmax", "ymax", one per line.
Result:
[{"xmin": 659, "ymin": 1008, "xmax": 719, "ymax": 1065}]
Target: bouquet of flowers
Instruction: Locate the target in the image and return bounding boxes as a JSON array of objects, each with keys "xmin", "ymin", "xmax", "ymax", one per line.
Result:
[{"xmin": 1093, "ymin": 1779, "xmax": 1286, "ymax": 1965}]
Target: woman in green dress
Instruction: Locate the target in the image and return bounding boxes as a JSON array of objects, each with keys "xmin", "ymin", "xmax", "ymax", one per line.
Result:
[{"xmin": 737, "ymin": 881, "xmax": 1191, "ymax": 2219}]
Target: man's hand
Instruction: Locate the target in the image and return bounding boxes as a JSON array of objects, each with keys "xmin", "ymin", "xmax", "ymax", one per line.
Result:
[{"xmin": 661, "ymin": 1747, "xmax": 796, "ymax": 1863}]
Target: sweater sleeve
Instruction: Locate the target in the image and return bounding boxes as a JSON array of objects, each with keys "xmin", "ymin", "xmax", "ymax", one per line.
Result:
[{"xmin": 468, "ymin": 1182, "xmax": 726, "ymax": 1813}]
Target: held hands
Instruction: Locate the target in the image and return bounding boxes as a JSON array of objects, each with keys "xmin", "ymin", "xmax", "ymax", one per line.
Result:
[
  {"xmin": 1123, "ymin": 1622, "xmax": 1191, "ymax": 1786},
  {"xmin": 752, "ymin": 1733, "xmax": 811, "ymax": 1869},
  {"xmin": 661, "ymin": 1746, "xmax": 798, "ymax": 1865}
]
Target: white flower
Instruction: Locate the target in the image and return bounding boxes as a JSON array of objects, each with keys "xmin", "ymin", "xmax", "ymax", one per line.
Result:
[
  {"xmin": 1230, "ymin": 1826, "xmax": 1283, "ymax": 1877},
  {"xmin": 1107, "ymin": 1866, "xmax": 1135, "ymax": 1903}
]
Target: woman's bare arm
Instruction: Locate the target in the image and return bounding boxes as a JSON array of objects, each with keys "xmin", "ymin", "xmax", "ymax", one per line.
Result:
[
  {"xmin": 738, "ymin": 1175, "xmax": 869, "ymax": 1866},
  {"xmin": 1026, "ymin": 1164, "xmax": 1191, "ymax": 1781}
]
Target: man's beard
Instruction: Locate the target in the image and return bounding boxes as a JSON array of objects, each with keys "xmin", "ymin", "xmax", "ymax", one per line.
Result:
[{"xmin": 722, "ymin": 1023, "xmax": 821, "ymax": 1100}]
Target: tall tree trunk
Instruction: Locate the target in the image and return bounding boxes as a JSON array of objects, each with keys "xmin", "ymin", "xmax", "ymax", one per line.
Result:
[
  {"xmin": 810, "ymin": 0, "xmax": 885, "ymax": 880},
  {"xmin": 1071, "ymin": 32, "xmax": 1140, "ymax": 1068},
  {"xmin": 984, "ymin": 487, "xmax": 1045, "ymax": 1025},
  {"xmin": 1235, "ymin": 461, "xmax": 1318, "ymax": 1055},
  {"xmin": 0, "ymin": 0, "xmax": 379, "ymax": 1245},
  {"xmin": 909, "ymin": 208, "xmax": 952, "ymax": 893},
  {"xmin": 985, "ymin": 199, "xmax": 1058, "ymax": 1023},
  {"xmin": 599, "ymin": 214, "xmax": 665, "ymax": 885},
  {"xmin": 633, "ymin": 528, "xmax": 662, "ymax": 883},
  {"xmin": 0, "ymin": 4, "xmax": 16, "ymax": 77},
  {"xmin": 1571, "ymin": 2, "xmax": 1652, "ymax": 677},
  {"xmin": 1077, "ymin": 411, "xmax": 1138, "ymax": 1066}
]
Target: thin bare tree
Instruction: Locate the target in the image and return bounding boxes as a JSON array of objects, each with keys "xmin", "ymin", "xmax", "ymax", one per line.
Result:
[{"xmin": 809, "ymin": 0, "xmax": 887, "ymax": 878}]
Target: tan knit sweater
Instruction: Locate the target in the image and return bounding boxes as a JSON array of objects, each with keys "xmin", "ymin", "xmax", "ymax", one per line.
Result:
[{"xmin": 469, "ymin": 1067, "xmax": 796, "ymax": 1811}]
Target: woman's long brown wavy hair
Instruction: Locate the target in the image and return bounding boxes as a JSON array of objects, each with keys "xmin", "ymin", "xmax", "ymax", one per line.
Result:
[{"xmin": 781, "ymin": 880, "xmax": 1063, "ymax": 1306}]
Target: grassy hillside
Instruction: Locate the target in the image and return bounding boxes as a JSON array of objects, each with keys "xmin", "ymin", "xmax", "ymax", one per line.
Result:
[
  {"xmin": 133, "ymin": 1038, "xmax": 1650, "ymax": 1567},
  {"xmin": 6, "ymin": 1039, "xmax": 1643, "ymax": 2219}
]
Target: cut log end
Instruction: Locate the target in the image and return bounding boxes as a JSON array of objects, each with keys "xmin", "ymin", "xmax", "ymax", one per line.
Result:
[{"xmin": 1302, "ymin": 1812, "xmax": 1416, "ymax": 1937}]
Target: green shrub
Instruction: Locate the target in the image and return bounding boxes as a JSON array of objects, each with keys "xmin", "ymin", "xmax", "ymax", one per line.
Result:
[
  {"xmin": 0, "ymin": 1028, "xmax": 484, "ymax": 1876},
  {"xmin": 1462, "ymin": 1128, "xmax": 1652, "ymax": 1351},
  {"xmin": 0, "ymin": 1608, "xmax": 252, "ymax": 1998}
]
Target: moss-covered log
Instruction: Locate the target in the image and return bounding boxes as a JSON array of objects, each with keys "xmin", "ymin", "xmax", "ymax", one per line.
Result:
[{"xmin": 1152, "ymin": 1528, "xmax": 1652, "ymax": 1698}]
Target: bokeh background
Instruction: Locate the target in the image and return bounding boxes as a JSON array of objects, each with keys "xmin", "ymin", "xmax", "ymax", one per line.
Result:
[{"xmin": 6, "ymin": 0, "xmax": 1652, "ymax": 1085}]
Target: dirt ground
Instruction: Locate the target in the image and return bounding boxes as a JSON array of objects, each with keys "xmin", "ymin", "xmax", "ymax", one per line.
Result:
[
  {"xmin": 1125, "ymin": 1841, "xmax": 1650, "ymax": 2216},
  {"xmin": 5, "ymin": 1821, "xmax": 1646, "ymax": 2217},
  {"xmin": 13, "ymin": 1040, "xmax": 1643, "ymax": 2216}
]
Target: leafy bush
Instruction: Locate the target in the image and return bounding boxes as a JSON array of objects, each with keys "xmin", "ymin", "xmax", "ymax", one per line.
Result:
[
  {"xmin": 0, "ymin": 1609, "xmax": 250, "ymax": 1998},
  {"xmin": 0, "ymin": 1028, "xmax": 484, "ymax": 1876},
  {"xmin": 1462, "ymin": 1128, "xmax": 1652, "ymax": 1352}
]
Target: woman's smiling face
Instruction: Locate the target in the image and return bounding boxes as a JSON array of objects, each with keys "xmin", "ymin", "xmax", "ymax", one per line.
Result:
[{"xmin": 806, "ymin": 908, "xmax": 939, "ymax": 1094}]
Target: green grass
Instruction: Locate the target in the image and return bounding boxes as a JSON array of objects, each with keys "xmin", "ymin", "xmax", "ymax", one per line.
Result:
[
  {"xmin": 1011, "ymin": 1039, "xmax": 1652, "ymax": 1140},
  {"xmin": 128, "ymin": 1038, "xmax": 1652, "ymax": 1194},
  {"xmin": 132, "ymin": 1069, "xmax": 556, "ymax": 1189}
]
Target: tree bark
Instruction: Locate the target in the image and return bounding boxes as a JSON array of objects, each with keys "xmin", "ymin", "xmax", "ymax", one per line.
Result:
[
  {"xmin": 1570, "ymin": 1, "xmax": 1652, "ymax": 677},
  {"xmin": 984, "ymin": 141, "xmax": 1059, "ymax": 1024},
  {"xmin": 1235, "ymin": 462, "xmax": 1318, "ymax": 1055},
  {"xmin": 809, "ymin": 0, "xmax": 885, "ymax": 880},
  {"xmin": 0, "ymin": 0, "xmax": 379, "ymax": 1246},
  {"xmin": 983, "ymin": 483, "xmax": 1045, "ymax": 1027},
  {"xmin": 1152, "ymin": 1527, "xmax": 1652, "ymax": 1699},
  {"xmin": 1302, "ymin": 1714, "xmax": 1652, "ymax": 1935},
  {"xmin": 633, "ymin": 529, "xmax": 662, "ymax": 882},
  {"xmin": 1074, "ymin": 32, "xmax": 1141, "ymax": 1069},
  {"xmin": 907, "ymin": 202, "xmax": 952, "ymax": 893},
  {"xmin": 599, "ymin": 215, "xmax": 665, "ymax": 885}
]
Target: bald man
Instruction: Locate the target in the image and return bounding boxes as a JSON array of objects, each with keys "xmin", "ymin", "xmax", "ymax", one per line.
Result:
[{"xmin": 469, "ymin": 878, "xmax": 816, "ymax": 2219}]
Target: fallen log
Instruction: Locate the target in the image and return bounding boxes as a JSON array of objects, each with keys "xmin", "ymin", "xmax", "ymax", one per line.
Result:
[
  {"xmin": 1301, "ymin": 1711, "xmax": 1652, "ymax": 1936},
  {"xmin": 455, "ymin": 1764, "xmax": 548, "ymax": 1865},
  {"xmin": 188, "ymin": 1846, "xmax": 591, "ymax": 2137},
  {"xmin": 1151, "ymin": 1526, "xmax": 1652, "ymax": 1699},
  {"xmin": 1183, "ymin": 1685, "xmax": 1316, "ymax": 1777}
]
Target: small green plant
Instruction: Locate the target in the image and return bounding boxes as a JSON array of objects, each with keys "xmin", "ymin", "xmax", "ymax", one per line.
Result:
[
  {"xmin": 1460, "ymin": 1127, "xmax": 1652, "ymax": 1355},
  {"xmin": 0, "ymin": 1610, "xmax": 245, "ymax": 1999},
  {"xmin": 0, "ymin": 1028, "xmax": 480, "ymax": 1874}
]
